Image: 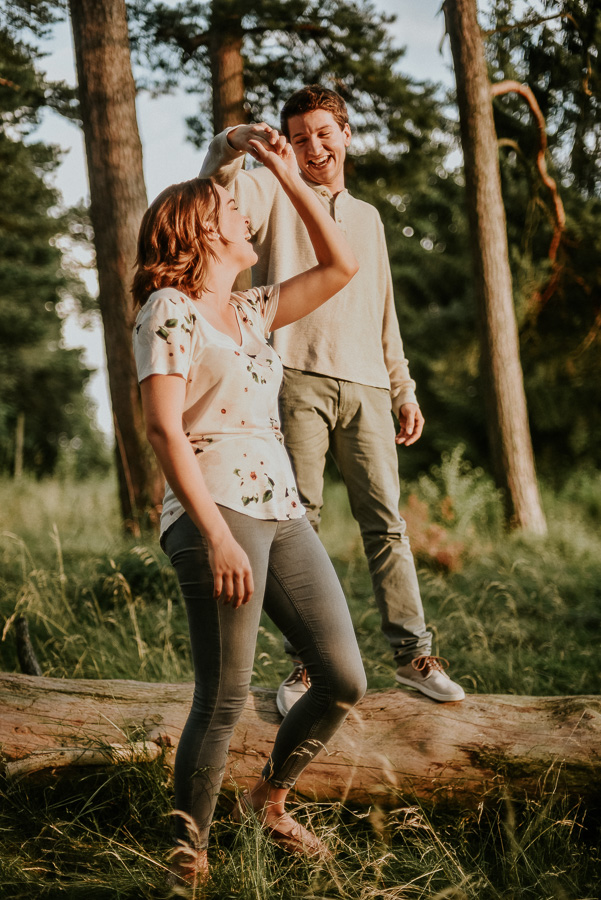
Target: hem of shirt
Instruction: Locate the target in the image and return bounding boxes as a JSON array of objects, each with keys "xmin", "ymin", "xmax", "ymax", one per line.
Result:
[
  {"xmin": 280, "ymin": 366, "xmax": 418, "ymax": 408},
  {"xmin": 213, "ymin": 497, "xmax": 306, "ymax": 521},
  {"xmin": 159, "ymin": 506, "xmax": 186, "ymax": 547},
  {"xmin": 282, "ymin": 364, "xmax": 392, "ymax": 393},
  {"xmin": 159, "ymin": 498, "xmax": 305, "ymax": 539}
]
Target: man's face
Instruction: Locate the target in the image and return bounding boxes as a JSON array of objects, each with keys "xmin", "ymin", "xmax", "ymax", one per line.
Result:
[{"xmin": 287, "ymin": 109, "xmax": 351, "ymax": 192}]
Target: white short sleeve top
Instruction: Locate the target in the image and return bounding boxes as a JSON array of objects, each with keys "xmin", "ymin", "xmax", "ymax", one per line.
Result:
[{"xmin": 132, "ymin": 285, "xmax": 304, "ymax": 536}]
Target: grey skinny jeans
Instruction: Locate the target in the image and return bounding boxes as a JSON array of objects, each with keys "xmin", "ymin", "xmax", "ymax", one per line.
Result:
[{"xmin": 162, "ymin": 507, "xmax": 366, "ymax": 849}]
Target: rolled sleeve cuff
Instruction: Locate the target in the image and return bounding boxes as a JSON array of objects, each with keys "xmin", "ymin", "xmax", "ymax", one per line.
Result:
[{"xmin": 391, "ymin": 386, "xmax": 418, "ymax": 410}]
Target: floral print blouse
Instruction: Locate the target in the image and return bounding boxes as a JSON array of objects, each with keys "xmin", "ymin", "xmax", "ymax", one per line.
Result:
[{"xmin": 133, "ymin": 285, "xmax": 304, "ymax": 536}]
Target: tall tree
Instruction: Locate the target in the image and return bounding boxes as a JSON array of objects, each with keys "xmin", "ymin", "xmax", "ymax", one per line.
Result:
[
  {"xmin": 443, "ymin": 0, "xmax": 547, "ymax": 533},
  {"xmin": 128, "ymin": 0, "xmax": 440, "ymax": 148},
  {"xmin": 68, "ymin": 0, "xmax": 162, "ymax": 532},
  {"xmin": 129, "ymin": 0, "xmax": 448, "ymax": 304},
  {"xmin": 0, "ymin": 24, "xmax": 108, "ymax": 478},
  {"xmin": 483, "ymin": 0, "xmax": 601, "ymax": 473}
]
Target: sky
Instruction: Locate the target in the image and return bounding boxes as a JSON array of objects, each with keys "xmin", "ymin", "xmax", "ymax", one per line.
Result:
[{"xmin": 31, "ymin": 0, "xmax": 455, "ymax": 437}]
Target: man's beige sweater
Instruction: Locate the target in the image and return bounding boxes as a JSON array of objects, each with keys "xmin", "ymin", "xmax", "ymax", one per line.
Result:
[{"xmin": 200, "ymin": 131, "xmax": 418, "ymax": 409}]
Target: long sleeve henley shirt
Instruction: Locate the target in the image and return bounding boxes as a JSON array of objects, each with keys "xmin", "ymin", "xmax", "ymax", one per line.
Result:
[{"xmin": 200, "ymin": 130, "xmax": 418, "ymax": 409}]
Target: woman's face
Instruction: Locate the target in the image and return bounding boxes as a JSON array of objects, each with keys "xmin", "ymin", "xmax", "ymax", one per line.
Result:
[{"xmin": 213, "ymin": 184, "xmax": 258, "ymax": 270}]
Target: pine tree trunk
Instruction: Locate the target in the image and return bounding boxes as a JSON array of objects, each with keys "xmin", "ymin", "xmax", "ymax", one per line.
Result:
[
  {"xmin": 68, "ymin": 0, "xmax": 163, "ymax": 533},
  {"xmin": 443, "ymin": 0, "xmax": 547, "ymax": 534},
  {"xmin": 208, "ymin": 1, "xmax": 250, "ymax": 290},
  {"xmin": 2, "ymin": 675, "xmax": 599, "ymax": 805},
  {"xmin": 13, "ymin": 411, "xmax": 24, "ymax": 479},
  {"xmin": 209, "ymin": 4, "xmax": 246, "ymax": 133}
]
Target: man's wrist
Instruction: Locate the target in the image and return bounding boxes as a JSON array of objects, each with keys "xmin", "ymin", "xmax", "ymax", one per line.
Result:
[
  {"xmin": 393, "ymin": 393, "xmax": 418, "ymax": 411},
  {"xmin": 225, "ymin": 125, "xmax": 246, "ymax": 151}
]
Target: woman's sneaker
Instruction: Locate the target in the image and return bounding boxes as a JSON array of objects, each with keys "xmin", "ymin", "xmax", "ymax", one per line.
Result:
[
  {"xmin": 395, "ymin": 656, "xmax": 465, "ymax": 702},
  {"xmin": 276, "ymin": 664, "xmax": 311, "ymax": 716}
]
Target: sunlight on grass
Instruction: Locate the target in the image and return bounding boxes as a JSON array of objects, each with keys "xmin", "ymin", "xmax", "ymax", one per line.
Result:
[
  {"xmin": 0, "ymin": 768, "xmax": 597, "ymax": 899},
  {"xmin": 1, "ymin": 467, "xmax": 600, "ymax": 896}
]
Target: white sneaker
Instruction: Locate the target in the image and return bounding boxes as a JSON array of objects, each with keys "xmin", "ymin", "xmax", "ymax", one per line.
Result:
[
  {"xmin": 276, "ymin": 664, "xmax": 311, "ymax": 717},
  {"xmin": 395, "ymin": 656, "xmax": 465, "ymax": 702}
]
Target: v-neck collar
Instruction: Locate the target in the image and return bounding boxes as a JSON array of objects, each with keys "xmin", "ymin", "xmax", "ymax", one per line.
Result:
[{"xmin": 184, "ymin": 293, "xmax": 244, "ymax": 348}]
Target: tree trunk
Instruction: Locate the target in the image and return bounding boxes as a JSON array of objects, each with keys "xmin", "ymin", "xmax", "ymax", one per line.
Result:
[
  {"xmin": 2, "ymin": 675, "xmax": 599, "ymax": 806},
  {"xmin": 208, "ymin": 2, "xmax": 250, "ymax": 289},
  {"xmin": 68, "ymin": 0, "xmax": 163, "ymax": 534},
  {"xmin": 209, "ymin": 3, "xmax": 246, "ymax": 133},
  {"xmin": 13, "ymin": 411, "xmax": 24, "ymax": 479},
  {"xmin": 443, "ymin": 0, "xmax": 547, "ymax": 534}
]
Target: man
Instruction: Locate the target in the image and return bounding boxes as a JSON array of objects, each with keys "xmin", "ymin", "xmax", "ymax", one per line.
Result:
[{"xmin": 200, "ymin": 84, "xmax": 465, "ymax": 711}]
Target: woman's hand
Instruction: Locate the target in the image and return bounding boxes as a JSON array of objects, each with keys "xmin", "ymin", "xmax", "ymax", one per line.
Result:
[
  {"xmin": 207, "ymin": 529, "xmax": 254, "ymax": 609},
  {"xmin": 228, "ymin": 122, "xmax": 287, "ymax": 156},
  {"xmin": 247, "ymin": 137, "xmax": 298, "ymax": 182}
]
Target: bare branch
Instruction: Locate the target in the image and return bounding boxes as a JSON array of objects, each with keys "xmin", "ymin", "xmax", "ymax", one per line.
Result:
[
  {"xmin": 492, "ymin": 80, "xmax": 565, "ymax": 263},
  {"xmin": 482, "ymin": 11, "xmax": 579, "ymax": 38},
  {"xmin": 15, "ymin": 616, "xmax": 42, "ymax": 677}
]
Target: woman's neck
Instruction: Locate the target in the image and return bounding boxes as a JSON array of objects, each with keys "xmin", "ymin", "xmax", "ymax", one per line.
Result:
[{"xmin": 197, "ymin": 261, "xmax": 237, "ymax": 310}]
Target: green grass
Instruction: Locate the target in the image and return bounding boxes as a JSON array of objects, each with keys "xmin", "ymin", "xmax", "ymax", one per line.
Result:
[
  {"xmin": 1, "ymin": 465, "xmax": 600, "ymax": 897},
  {"xmin": 0, "ymin": 767, "xmax": 597, "ymax": 899}
]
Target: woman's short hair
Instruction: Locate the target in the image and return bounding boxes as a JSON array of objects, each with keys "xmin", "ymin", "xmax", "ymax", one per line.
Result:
[
  {"xmin": 131, "ymin": 177, "xmax": 222, "ymax": 308},
  {"xmin": 280, "ymin": 85, "xmax": 349, "ymax": 139}
]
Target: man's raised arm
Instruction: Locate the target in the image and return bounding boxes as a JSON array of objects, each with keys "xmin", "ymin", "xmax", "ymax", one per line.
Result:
[
  {"xmin": 199, "ymin": 128, "xmax": 245, "ymax": 189},
  {"xmin": 199, "ymin": 124, "xmax": 286, "ymax": 189}
]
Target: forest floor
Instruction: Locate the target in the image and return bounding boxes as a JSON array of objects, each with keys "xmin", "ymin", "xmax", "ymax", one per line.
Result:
[{"xmin": 1, "ymin": 456, "xmax": 600, "ymax": 898}]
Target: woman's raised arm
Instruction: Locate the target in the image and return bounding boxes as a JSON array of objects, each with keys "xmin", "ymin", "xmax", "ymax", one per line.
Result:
[{"xmin": 247, "ymin": 139, "xmax": 359, "ymax": 330}]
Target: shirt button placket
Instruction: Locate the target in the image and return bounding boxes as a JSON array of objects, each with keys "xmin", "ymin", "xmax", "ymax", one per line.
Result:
[{"xmin": 333, "ymin": 194, "xmax": 343, "ymax": 226}]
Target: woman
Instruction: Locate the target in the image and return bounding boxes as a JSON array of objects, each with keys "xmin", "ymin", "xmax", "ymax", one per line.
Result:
[{"xmin": 132, "ymin": 136, "xmax": 366, "ymax": 885}]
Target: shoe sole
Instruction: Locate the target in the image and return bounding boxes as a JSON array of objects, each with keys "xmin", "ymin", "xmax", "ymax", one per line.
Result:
[
  {"xmin": 395, "ymin": 674, "xmax": 465, "ymax": 703},
  {"xmin": 276, "ymin": 693, "xmax": 290, "ymax": 718},
  {"xmin": 276, "ymin": 686, "xmax": 309, "ymax": 718}
]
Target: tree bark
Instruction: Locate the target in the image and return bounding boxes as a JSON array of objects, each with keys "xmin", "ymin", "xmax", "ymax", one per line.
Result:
[
  {"xmin": 68, "ymin": 0, "xmax": 163, "ymax": 534},
  {"xmin": 208, "ymin": 2, "xmax": 250, "ymax": 289},
  {"xmin": 209, "ymin": 3, "xmax": 247, "ymax": 133},
  {"xmin": 2, "ymin": 675, "xmax": 599, "ymax": 806},
  {"xmin": 13, "ymin": 411, "xmax": 24, "ymax": 479},
  {"xmin": 443, "ymin": 0, "xmax": 547, "ymax": 534}
]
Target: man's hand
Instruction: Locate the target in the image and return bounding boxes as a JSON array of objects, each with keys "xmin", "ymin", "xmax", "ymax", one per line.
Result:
[
  {"xmin": 247, "ymin": 137, "xmax": 297, "ymax": 181},
  {"xmin": 227, "ymin": 123, "xmax": 287, "ymax": 156},
  {"xmin": 395, "ymin": 403, "xmax": 424, "ymax": 446}
]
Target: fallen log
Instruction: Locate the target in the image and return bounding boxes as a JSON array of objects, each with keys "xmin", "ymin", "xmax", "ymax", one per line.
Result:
[{"xmin": 1, "ymin": 674, "xmax": 599, "ymax": 806}]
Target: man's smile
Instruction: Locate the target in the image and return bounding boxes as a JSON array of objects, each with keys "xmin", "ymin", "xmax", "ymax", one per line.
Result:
[{"xmin": 308, "ymin": 154, "xmax": 333, "ymax": 169}]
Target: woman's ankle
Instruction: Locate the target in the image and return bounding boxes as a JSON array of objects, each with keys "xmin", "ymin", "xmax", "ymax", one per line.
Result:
[
  {"xmin": 168, "ymin": 844, "xmax": 209, "ymax": 884},
  {"xmin": 246, "ymin": 778, "xmax": 289, "ymax": 818}
]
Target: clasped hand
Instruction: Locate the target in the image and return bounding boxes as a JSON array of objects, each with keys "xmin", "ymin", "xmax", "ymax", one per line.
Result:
[{"xmin": 229, "ymin": 122, "xmax": 296, "ymax": 177}]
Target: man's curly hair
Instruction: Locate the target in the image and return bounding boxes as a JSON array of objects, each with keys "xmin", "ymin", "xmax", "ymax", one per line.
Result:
[{"xmin": 280, "ymin": 84, "xmax": 349, "ymax": 139}]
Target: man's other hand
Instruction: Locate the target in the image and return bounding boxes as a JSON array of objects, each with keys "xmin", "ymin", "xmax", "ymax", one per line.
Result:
[{"xmin": 395, "ymin": 403, "xmax": 424, "ymax": 446}]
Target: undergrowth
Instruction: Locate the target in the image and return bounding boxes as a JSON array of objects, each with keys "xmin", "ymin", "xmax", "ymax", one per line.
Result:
[
  {"xmin": 0, "ymin": 461, "xmax": 600, "ymax": 897},
  {"xmin": 0, "ymin": 765, "xmax": 598, "ymax": 899}
]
